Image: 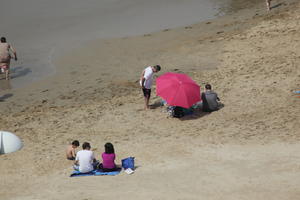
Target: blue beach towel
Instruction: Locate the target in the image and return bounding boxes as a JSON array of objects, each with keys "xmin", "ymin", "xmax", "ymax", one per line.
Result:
[
  {"xmin": 70, "ymin": 168, "xmax": 122, "ymax": 177},
  {"xmin": 294, "ymin": 91, "xmax": 300, "ymax": 94}
]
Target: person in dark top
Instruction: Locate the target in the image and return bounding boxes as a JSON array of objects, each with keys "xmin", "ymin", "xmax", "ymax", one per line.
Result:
[{"xmin": 202, "ymin": 84, "xmax": 220, "ymax": 112}]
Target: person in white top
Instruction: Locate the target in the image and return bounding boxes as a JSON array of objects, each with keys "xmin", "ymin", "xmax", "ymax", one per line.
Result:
[
  {"xmin": 0, "ymin": 37, "xmax": 17, "ymax": 80},
  {"xmin": 140, "ymin": 65, "xmax": 161, "ymax": 109},
  {"xmin": 73, "ymin": 142, "xmax": 98, "ymax": 173},
  {"xmin": 266, "ymin": 0, "xmax": 272, "ymax": 10}
]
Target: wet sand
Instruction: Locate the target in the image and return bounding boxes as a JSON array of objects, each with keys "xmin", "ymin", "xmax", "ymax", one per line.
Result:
[
  {"xmin": 1, "ymin": 0, "xmax": 237, "ymax": 89},
  {"xmin": 0, "ymin": 0, "xmax": 300, "ymax": 199}
]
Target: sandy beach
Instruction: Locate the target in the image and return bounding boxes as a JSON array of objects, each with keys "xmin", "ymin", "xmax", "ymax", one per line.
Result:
[{"xmin": 0, "ymin": 0, "xmax": 300, "ymax": 199}]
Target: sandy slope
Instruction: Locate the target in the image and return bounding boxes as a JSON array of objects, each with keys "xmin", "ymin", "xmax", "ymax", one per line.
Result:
[{"xmin": 0, "ymin": 0, "xmax": 300, "ymax": 199}]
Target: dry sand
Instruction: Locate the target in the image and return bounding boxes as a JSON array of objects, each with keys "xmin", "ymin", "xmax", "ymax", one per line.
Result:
[{"xmin": 0, "ymin": 0, "xmax": 300, "ymax": 199}]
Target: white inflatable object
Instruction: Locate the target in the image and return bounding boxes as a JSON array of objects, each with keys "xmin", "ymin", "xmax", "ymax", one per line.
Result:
[{"xmin": 0, "ymin": 131, "xmax": 23, "ymax": 154}]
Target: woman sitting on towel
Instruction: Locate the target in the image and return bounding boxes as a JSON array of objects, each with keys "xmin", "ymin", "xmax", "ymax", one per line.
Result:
[{"xmin": 98, "ymin": 142, "xmax": 119, "ymax": 172}]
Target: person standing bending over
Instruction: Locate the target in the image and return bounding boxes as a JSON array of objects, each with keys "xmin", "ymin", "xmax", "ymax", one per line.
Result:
[
  {"xmin": 0, "ymin": 37, "xmax": 17, "ymax": 80},
  {"xmin": 140, "ymin": 65, "xmax": 161, "ymax": 109}
]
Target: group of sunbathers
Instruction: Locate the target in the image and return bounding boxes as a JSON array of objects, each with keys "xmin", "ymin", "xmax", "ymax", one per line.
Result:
[{"xmin": 66, "ymin": 141, "xmax": 119, "ymax": 173}]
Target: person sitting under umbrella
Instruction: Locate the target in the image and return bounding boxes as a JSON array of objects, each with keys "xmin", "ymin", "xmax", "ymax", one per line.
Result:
[{"xmin": 156, "ymin": 72, "xmax": 201, "ymax": 117}]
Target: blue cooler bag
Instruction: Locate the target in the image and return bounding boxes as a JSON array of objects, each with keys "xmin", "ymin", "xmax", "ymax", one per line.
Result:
[{"xmin": 122, "ymin": 157, "xmax": 135, "ymax": 169}]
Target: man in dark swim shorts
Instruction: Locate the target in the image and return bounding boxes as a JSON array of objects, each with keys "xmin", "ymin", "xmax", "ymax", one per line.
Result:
[{"xmin": 142, "ymin": 88, "xmax": 151, "ymax": 99}]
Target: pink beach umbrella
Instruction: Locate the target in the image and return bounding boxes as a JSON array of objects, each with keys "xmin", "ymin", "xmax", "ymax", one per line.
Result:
[{"xmin": 156, "ymin": 72, "xmax": 201, "ymax": 108}]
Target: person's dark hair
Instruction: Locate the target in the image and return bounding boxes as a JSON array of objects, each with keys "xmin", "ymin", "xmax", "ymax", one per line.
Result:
[
  {"xmin": 72, "ymin": 140, "xmax": 80, "ymax": 147},
  {"xmin": 82, "ymin": 142, "xmax": 91, "ymax": 150},
  {"xmin": 1, "ymin": 37, "xmax": 6, "ymax": 43},
  {"xmin": 104, "ymin": 142, "xmax": 115, "ymax": 154},
  {"xmin": 154, "ymin": 65, "xmax": 161, "ymax": 71},
  {"xmin": 205, "ymin": 84, "xmax": 212, "ymax": 90}
]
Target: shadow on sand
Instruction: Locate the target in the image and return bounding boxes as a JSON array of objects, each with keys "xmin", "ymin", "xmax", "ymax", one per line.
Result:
[
  {"xmin": 180, "ymin": 103, "xmax": 225, "ymax": 121},
  {"xmin": 0, "ymin": 93, "xmax": 13, "ymax": 102},
  {"xmin": 151, "ymin": 100, "xmax": 225, "ymax": 120},
  {"xmin": 149, "ymin": 100, "xmax": 163, "ymax": 109},
  {"xmin": 179, "ymin": 109, "xmax": 211, "ymax": 120},
  {"xmin": 271, "ymin": 2, "xmax": 284, "ymax": 10}
]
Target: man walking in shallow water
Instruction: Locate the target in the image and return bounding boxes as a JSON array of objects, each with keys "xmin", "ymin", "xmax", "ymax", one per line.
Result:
[
  {"xmin": 140, "ymin": 65, "xmax": 161, "ymax": 110},
  {"xmin": 0, "ymin": 37, "xmax": 17, "ymax": 80}
]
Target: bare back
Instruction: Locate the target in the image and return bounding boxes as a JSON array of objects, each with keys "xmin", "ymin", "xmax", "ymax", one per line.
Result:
[
  {"xmin": 0, "ymin": 43, "xmax": 11, "ymax": 63},
  {"xmin": 66, "ymin": 145, "xmax": 75, "ymax": 159}
]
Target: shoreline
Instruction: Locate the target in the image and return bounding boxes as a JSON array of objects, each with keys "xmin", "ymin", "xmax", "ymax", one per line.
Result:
[
  {"xmin": 1, "ymin": 0, "xmax": 240, "ymax": 90},
  {"xmin": 0, "ymin": 0, "xmax": 271, "ymax": 108},
  {"xmin": 1, "ymin": 0, "xmax": 268, "ymax": 91},
  {"xmin": 0, "ymin": 0, "xmax": 300, "ymax": 199}
]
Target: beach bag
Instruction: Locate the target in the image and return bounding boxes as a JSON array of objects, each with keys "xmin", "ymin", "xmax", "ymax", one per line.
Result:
[
  {"xmin": 122, "ymin": 157, "xmax": 135, "ymax": 169},
  {"xmin": 172, "ymin": 106, "xmax": 184, "ymax": 118}
]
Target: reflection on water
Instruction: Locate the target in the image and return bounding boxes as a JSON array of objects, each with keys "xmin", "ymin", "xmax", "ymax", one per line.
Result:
[
  {"xmin": 3, "ymin": 66, "xmax": 33, "ymax": 90},
  {"xmin": 10, "ymin": 66, "xmax": 32, "ymax": 79},
  {"xmin": 0, "ymin": 66, "xmax": 32, "ymax": 91}
]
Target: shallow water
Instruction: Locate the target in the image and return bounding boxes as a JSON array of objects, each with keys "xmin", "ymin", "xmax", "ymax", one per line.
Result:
[{"xmin": 0, "ymin": 0, "xmax": 255, "ymax": 89}]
